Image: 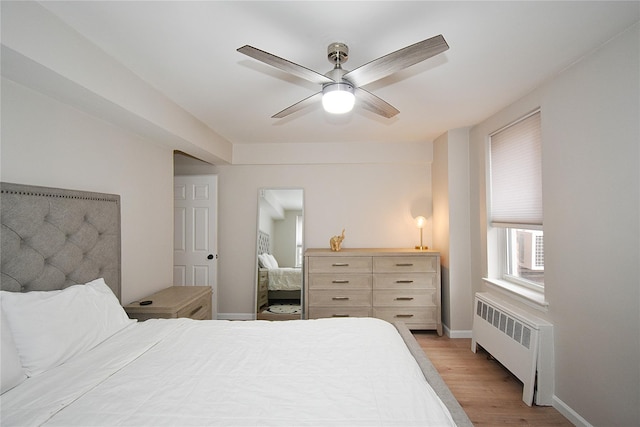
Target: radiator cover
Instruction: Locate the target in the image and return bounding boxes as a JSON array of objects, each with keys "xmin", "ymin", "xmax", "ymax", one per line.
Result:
[{"xmin": 471, "ymin": 292, "xmax": 554, "ymax": 406}]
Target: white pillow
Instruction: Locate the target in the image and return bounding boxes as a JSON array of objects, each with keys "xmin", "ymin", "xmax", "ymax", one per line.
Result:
[
  {"xmin": 1, "ymin": 311, "xmax": 27, "ymax": 394},
  {"xmin": 0, "ymin": 278, "xmax": 135, "ymax": 377},
  {"xmin": 258, "ymin": 254, "xmax": 269, "ymax": 268},
  {"xmin": 258, "ymin": 253, "xmax": 278, "ymax": 269},
  {"xmin": 266, "ymin": 254, "xmax": 279, "ymax": 269}
]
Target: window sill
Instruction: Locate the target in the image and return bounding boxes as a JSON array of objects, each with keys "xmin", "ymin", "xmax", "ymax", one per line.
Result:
[{"xmin": 482, "ymin": 278, "xmax": 549, "ymax": 312}]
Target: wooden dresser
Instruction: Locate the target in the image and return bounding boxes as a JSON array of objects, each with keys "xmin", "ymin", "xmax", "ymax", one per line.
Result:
[
  {"xmin": 305, "ymin": 248, "xmax": 441, "ymax": 334},
  {"xmin": 124, "ymin": 286, "xmax": 212, "ymax": 321}
]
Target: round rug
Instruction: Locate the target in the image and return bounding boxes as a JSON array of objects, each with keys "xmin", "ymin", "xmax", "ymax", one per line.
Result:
[{"xmin": 266, "ymin": 304, "xmax": 301, "ymax": 314}]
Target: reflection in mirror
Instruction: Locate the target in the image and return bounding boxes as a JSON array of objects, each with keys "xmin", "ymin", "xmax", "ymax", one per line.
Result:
[{"xmin": 256, "ymin": 188, "xmax": 304, "ymax": 320}]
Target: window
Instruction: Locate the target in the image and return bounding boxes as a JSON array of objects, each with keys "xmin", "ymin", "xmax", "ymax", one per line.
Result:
[
  {"xmin": 489, "ymin": 110, "xmax": 544, "ymax": 291},
  {"xmin": 295, "ymin": 215, "xmax": 303, "ymax": 267},
  {"xmin": 505, "ymin": 228, "xmax": 544, "ymax": 288}
]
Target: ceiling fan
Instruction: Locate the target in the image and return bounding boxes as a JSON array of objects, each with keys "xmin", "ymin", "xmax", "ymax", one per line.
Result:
[{"xmin": 237, "ymin": 35, "xmax": 449, "ymax": 119}]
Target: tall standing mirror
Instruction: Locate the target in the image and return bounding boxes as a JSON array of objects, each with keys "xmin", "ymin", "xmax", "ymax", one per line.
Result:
[{"xmin": 256, "ymin": 188, "xmax": 304, "ymax": 320}]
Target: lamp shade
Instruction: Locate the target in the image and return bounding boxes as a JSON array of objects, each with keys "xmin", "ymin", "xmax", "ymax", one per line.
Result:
[{"xmin": 322, "ymin": 83, "xmax": 355, "ymax": 114}]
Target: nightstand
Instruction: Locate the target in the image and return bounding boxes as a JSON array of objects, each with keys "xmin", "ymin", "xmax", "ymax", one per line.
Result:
[
  {"xmin": 256, "ymin": 268, "xmax": 268, "ymax": 313},
  {"xmin": 124, "ymin": 286, "xmax": 212, "ymax": 321}
]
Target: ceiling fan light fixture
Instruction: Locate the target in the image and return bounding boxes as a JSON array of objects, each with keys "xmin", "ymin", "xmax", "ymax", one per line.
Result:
[{"xmin": 322, "ymin": 82, "xmax": 355, "ymax": 114}]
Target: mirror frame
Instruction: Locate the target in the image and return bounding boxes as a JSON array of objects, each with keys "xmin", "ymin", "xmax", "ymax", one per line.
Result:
[{"xmin": 255, "ymin": 187, "xmax": 304, "ymax": 320}]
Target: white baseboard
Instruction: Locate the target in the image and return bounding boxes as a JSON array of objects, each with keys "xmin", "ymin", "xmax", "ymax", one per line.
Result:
[
  {"xmin": 553, "ymin": 395, "xmax": 593, "ymax": 427},
  {"xmin": 443, "ymin": 325, "xmax": 473, "ymax": 339},
  {"xmin": 216, "ymin": 313, "xmax": 255, "ymax": 321}
]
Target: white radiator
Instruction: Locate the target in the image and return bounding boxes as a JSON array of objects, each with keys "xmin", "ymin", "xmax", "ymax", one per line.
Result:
[{"xmin": 471, "ymin": 292, "xmax": 554, "ymax": 406}]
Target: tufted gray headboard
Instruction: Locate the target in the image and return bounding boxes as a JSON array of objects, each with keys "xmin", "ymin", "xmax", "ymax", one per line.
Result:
[
  {"xmin": 1, "ymin": 182, "xmax": 121, "ymax": 301},
  {"xmin": 257, "ymin": 230, "xmax": 270, "ymax": 255}
]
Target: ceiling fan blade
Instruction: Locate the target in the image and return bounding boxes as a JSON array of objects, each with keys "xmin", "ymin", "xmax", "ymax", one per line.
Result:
[
  {"xmin": 355, "ymin": 88, "xmax": 400, "ymax": 118},
  {"xmin": 272, "ymin": 91, "xmax": 323, "ymax": 119},
  {"xmin": 238, "ymin": 45, "xmax": 334, "ymax": 85},
  {"xmin": 343, "ymin": 35, "xmax": 449, "ymax": 88}
]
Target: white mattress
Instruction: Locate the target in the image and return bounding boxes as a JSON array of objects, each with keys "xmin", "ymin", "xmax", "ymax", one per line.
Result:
[
  {"xmin": 1, "ymin": 317, "xmax": 456, "ymax": 426},
  {"xmin": 268, "ymin": 267, "xmax": 302, "ymax": 291}
]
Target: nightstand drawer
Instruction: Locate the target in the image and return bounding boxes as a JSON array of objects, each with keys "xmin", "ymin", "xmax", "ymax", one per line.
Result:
[
  {"xmin": 308, "ymin": 289, "xmax": 371, "ymax": 307},
  {"xmin": 308, "ymin": 307, "xmax": 372, "ymax": 319},
  {"xmin": 258, "ymin": 291, "xmax": 268, "ymax": 306},
  {"xmin": 308, "ymin": 256, "xmax": 372, "ymax": 273},
  {"xmin": 258, "ymin": 270, "xmax": 268, "ymax": 286},
  {"xmin": 176, "ymin": 293, "xmax": 212, "ymax": 320},
  {"xmin": 373, "ymin": 289, "xmax": 434, "ymax": 307},
  {"xmin": 373, "ymin": 256, "xmax": 436, "ymax": 273}
]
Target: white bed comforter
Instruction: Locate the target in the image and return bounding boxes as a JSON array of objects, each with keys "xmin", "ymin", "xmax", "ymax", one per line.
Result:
[
  {"xmin": 267, "ymin": 267, "xmax": 302, "ymax": 291},
  {"xmin": 1, "ymin": 317, "xmax": 455, "ymax": 427}
]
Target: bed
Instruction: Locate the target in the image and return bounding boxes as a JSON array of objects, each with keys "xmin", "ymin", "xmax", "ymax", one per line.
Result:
[
  {"xmin": 257, "ymin": 236, "xmax": 303, "ymax": 319},
  {"xmin": 266, "ymin": 266, "xmax": 302, "ymax": 292},
  {"xmin": 257, "ymin": 253, "xmax": 303, "ymax": 292},
  {"xmin": 1, "ymin": 182, "xmax": 472, "ymax": 426}
]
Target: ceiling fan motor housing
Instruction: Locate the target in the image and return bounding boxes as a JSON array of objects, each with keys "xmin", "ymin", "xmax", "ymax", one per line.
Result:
[{"xmin": 327, "ymin": 42, "xmax": 349, "ymax": 65}]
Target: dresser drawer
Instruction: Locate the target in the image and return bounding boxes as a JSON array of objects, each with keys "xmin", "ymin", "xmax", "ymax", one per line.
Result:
[
  {"xmin": 373, "ymin": 256, "xmax": 437, "ymax": 273},
  {"xmin": 176, "ymin": 293, "xmax": 211, "ymax": 320},
  {"xmin": 308, "ymin": 289, "xmax": 371, "ymax": 307},
  {"xmin": 373, "ymin": 273, "xmax": 437, "ymax": 290},
  {"xmin": 308, "ymin": 274, "xmax": 371, "ymax": 289},
  {"xmin": 308, "ymin": 256, "xmax": 372, "ymax": 273},
  {"xmin": 373, "ymin": 307, "xmax": 438, "ymax": 326},
  {"xmin": 308, "ymin": 307, "xmax": 372, "ymax": 319},
  {"xmin": 373, "ymin": 289, "xmax": 435, "ymax": 307}
]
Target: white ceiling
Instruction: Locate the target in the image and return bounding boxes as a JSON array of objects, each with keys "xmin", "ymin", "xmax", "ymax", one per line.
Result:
[
  {"xmin": 262, "ymin": 189, "xmax": 304, "ymax": 214},
  {"xmin": 40, "ymin": 1, "xmax": 639, "ymax": 145}
]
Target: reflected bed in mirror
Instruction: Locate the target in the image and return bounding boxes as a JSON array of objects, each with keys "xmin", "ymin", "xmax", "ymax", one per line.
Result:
[{"xmin": 256, "ymin": 188, "xmax": 303, "ymax": 320}]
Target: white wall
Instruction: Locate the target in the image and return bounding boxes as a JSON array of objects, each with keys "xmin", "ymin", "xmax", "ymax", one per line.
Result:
[
  {"xmin": 1, "ymin": 1, "xmax": 232, "ymax": 165},
  {"xmin": 273, "ymin": 210, "xmax": 301, "ymax": 268},
  {"xmin": 212, "ymin": 162, "xmax": 432, "ymax": 317},
  {"xmin": 433, "ymin": 129, "xmax": 473, "ymax": 337},
  {"xmin": 432, "ymin": 132, "xmax": 451, "ymax": 327},
  {"xmin": 0, "ymin": 1, "xmax": 234, "ymax": 304},
  {"xmin": 1, "ymin": 78, "xmax": 175, "ymax": 304},
  {"xmin": 469, "ymin": 24, "xmax": 639, "ymax": 426}
]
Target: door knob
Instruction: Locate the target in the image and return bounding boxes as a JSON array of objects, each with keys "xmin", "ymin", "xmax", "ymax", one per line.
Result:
[{"xmin": 207, "ymin": 254, "xmax": 214, "ymax": 260}]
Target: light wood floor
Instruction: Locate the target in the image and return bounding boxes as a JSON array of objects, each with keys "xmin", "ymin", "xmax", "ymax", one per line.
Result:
[{"xmin": 412, "ymin": 331, "xmax": 573, "ymax": 426}]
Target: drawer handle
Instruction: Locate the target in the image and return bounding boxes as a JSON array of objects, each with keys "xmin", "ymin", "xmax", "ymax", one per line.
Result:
[
  {"xmin": 332, "ymin": 263, "xmax": 350, "ymax": 267},
  {"xmin": 332, "ymin": 314, "xmax": 350, "ymax": 317},
  {"xmin": 396, "ymin": 263, "xmax": 414, "ymax": 267},
  {"xmin": 332, "ymin": 296, "xmax": 350, "ymax": 301},
  {"xmin": 395, "ymin": 314, "xmax": 414, "ymax": 318},
  {"xmin": 190, "ymin": 305, "xmax": 203, "ymax": 316},
  {"xmin": 395, "ymin": 297, "xmax": 414, "ymax": 301},
  {"xmin": 395, "ymin": 280, "xmax": 414, "ymax": 284},
  {"xmin": 332, "ymin": 280, "xmax": 350, "ymax": 284}
]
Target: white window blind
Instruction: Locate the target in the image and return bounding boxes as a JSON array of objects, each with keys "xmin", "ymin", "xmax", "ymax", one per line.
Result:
[{"xmin": 490, "ymin": 111, "xmax": 542, "ymax": 227}]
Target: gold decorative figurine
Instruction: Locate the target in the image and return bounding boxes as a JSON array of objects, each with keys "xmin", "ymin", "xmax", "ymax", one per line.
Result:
[{"xmin": 330, "ymin": 229, "xmax": 345, "ymax": 251}]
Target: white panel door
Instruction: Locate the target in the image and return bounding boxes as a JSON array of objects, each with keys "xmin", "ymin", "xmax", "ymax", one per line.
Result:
[{"xmin": 174, "ymin": 174, "xmax": 218, "ymax": 318}]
